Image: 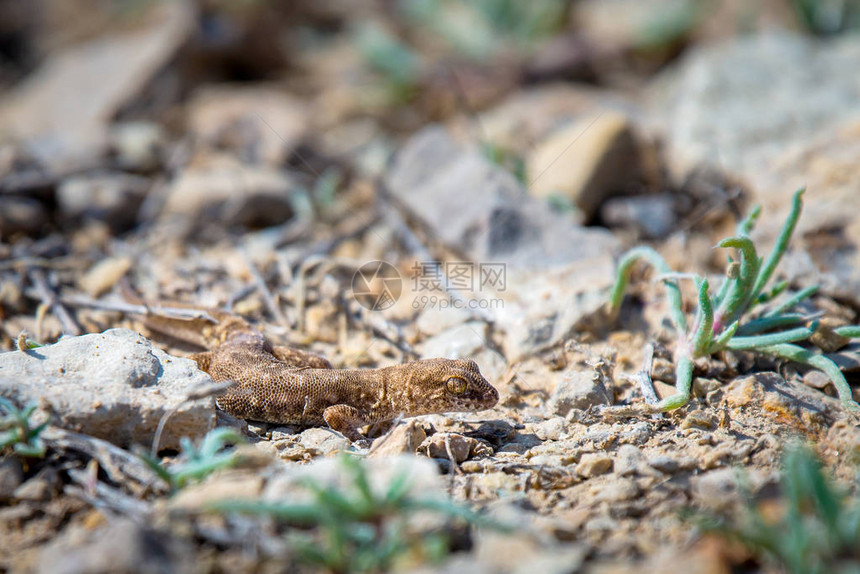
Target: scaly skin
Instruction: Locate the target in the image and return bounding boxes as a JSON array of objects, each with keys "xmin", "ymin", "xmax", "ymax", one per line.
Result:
[{"xmin": 139, "ymin": 308, "xmax": 499, "ymax": 443}]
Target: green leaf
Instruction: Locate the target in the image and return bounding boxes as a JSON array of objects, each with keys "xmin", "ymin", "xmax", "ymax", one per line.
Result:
[
  {"xmin": 610, "ymin": 246, "xmax": 686, "ymax": 332},
  {"xmin": 750, "ymin": 187, "xmax": 805, "ymax": 303}
]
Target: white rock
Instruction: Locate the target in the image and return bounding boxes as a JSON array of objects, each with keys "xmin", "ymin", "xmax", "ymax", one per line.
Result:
[{"xmin": 0, "ymin": 329, "xmax": 215, "ymax": 449}]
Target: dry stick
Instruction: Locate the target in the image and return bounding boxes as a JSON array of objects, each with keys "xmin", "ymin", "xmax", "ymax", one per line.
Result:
[
  {"xmin": 444, "ymin": 434, "xmax": 463, "ymax": 476},
  {"xmin": 242, "ymin": 249, "xmax": 290, "ymax": 330},
  {"xmin": 348, "ymin": 300, "xmax": 417, "ymax": 358},
  {"xmin": 225, "ymin": 283, "xmax": 258, "ymax": 313},
  {"xmin": 42, "ymin": 427, "xmax": 160, "ymax": 486},
  {"xmin": 58, "ymin": 293, "xmax": 219, "ymax": 324},
  {"xmin": 0, "ymin": 256, "xmax": 83, "ymax": 271},
  {"xmin": 66, "ymin": 470, "xmax": 152, "ymax": 521},
  {"xmin": 151, "ymin": 380, "xmax": 237, "ymax": 457},
  {"xmin": 379, "ymin": 198, "xmax": 495, "ymax": 324},
  {"xmin": 295, "ymin": 255, "xmax": 416, "ymax": 357},
  {"xmin": 618, "ymin": 343, "xmax": 663, "ymax": 419},
  {"xmin": 29, "ymin": 267, "xmax": 81, "ymax": 335},
  {"xmin": 295, "ymin": 255, "xmax": 363, "ymax": 333},
  {"xmin": 280, "ymin": 211, "xmax": 379, "ymax": 266}
]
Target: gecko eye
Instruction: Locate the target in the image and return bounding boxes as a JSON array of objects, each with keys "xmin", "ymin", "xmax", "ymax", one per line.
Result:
[{"xmin": 446, "ymin": 377, "xmax": 468, "ymax": 394}]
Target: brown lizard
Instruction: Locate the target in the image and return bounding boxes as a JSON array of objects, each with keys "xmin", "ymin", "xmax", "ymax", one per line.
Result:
[{"xmin": 134, "ymin": 303, "xmax": 499, "ymax": 444}]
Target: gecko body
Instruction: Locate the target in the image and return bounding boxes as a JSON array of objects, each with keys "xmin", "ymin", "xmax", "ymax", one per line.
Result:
[{"xmin": 140, "ymin": 307, "xmax": 499, "ymax": 443}]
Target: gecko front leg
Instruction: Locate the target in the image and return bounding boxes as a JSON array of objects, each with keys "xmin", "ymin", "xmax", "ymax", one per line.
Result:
[{"xmin": 323, "ymin": 404, "xmax": 370, "ymax": 445}]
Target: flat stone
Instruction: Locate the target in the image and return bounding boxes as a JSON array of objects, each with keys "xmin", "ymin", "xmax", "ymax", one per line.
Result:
[
  {"xmin": 187, "ymin": 86, "xmax": 308, "ymax": 166},
  {"xmin": 601, "ymin": 192, "xmax": 677, "ymax": 239},
  {"xmin": 263, "ymin": 455, "xmax": 444, "ymax": 507},
  {"xmin": 368, "ymin": 420, "xmax": 427, "ymax": 457},
  {"xmin": 57, "ymin": 173, "xmax": 150, "ymax": 230},
  {"xmin": 527, "ymin": 110, "xmax": 640, "ymax": 221},
  {"xmin": 384, "ymin": 126, "xmax": 618, "ymax": 270},
  {"xmin": 575, "ymin": 453, "xmax": 614, "ymax": 478},
  {"xmin": 533, "ymin": 417, "xmax": 567, "ymax": 441},
  {"xmin": 299, "ymin": 427, "xmax": 352, "ymax": 456},
  {"xmin": 680, "ymin": 409, "xmax": 718, "ymax": 431},
  {"xmin": 0, "ymin": 1, "xmax": 193, "ymax": 172},
  {"xmin": 0, "ymin": 329, "xmax": 215, "ymax": 450},
  {"xmin": 162, "ymin": 157, "xmax": 297, "ymax": 228},
  {"xmin": 168, "ymin": 471, "xmax": 264, "ymax": 512},
  {"xmin": 13, "ymin": 467, "xmax": 59, "ymax": 502},
  {"xmin": 655, "ymin": 32, "xmax": 860, "ymax": 180},
  {"xmin": 548, "ymin": 368, "xmax": 612, "ymax": 416},
  {"xmin": 418, "ymin": 433, "xmax": 478, "ymax": 463}
]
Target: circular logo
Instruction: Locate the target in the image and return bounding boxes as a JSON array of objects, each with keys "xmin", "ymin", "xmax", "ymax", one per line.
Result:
[{"xmin": 351, "ymin": 261, "xmax": 402, "ymax": 311}]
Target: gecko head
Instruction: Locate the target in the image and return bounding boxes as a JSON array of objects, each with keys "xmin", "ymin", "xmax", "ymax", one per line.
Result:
[{"xmin": 408, "ymin": 358, "xmax": 499, "ymax": 414}]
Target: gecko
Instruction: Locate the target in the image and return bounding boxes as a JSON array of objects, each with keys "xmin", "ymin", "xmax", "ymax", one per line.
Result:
[{"xmin": 135, "ymin": 304, "xmax": 499, "ymax": 444}]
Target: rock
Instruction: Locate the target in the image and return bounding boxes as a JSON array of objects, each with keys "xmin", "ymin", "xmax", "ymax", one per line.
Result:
[
  {"xmin": 0, "ymin": 1, "xmax": 193, "ymax": 172},
  {"xmin": 389, "ymin": 125, "xmax": 620, "ymax": 362},
  {"xmin": 574, "ymin": 0, "xmax": 704, "ymax": 52},
  {"xmin": 614, "ymin": 444, "xmax": 646, "ymax": 476},
  {"xmin": 803, "ymin": 369, "xmax": 832, "ymax": 390},
  {"xmin": 618, "ymin": 421, "xmax": 653, "ymax": 445},
  {"xmin": 680, "ymin": 409, "xmax": 718, "ymax": 431},
  {"xmin": 724, "ymin": 372, "xmax": 842, "ymax": 430},
  {"xmin": 168, "ymin": 471, "xmax": 264, "ymax": 512},
  {"xmin": 575, "ymin": 453, "xmax": 614, "ymax": 478},
  {"xmin": 162, "ymin": 156, "xmax": 297, "ymax": 228},
  {"xmin": 690, "ymin": 468, "xmax": 739, "ymax": 510},
  {"xmin": 823, "ymin": 419, "xmax": 860, "ymax": 464},
  {"xmin": 648, "ymin": 455, "xmax": 681, "ymax": 474},
  {"xmin": 415, "ymin": 306, "xmax": 472, "ymax": 337},
  {"xmin": 13, "ymin": 467, "xmax": 59, "ymax": 502},
  {"xmin": 299, "ymin": 427, "xmax": 352, "ymax": 456},
  {"xmin": 57, "ymin": 173, "xmax": 150, "ymax": 230},
  {"xmin": 109, "ymin": 121, "xmax": 165, "ymax": 171},
  {"xmin": 384, "ymin": 126, "xmax": 618, "ymax": 269},
  {"xmin": 809, "ymin": 316, "xmax": 852, "ymax": 353},
  {"xmin": 474, "ymin": 503, "xmax": 586, "ymax": 574},
  {"xmin": 753, "ymin": 121, "xmax": 860, "ymax": 304},
  {"xmin": 0, "ymin": 329, "xmax": 215, "ymax": 450},
  {"xmin": 656, "ymin": 32, "xmax": 860, "ymax": 180},
  {"xmin": 0, "ymin": 457, "xmax": 24, "ymax": 502},
  {"xmin": 368, "ymin": 420, "xmax": 426, "ymax": 457},
  {"xmin": 495, "ymin": 258, "xmax": 617, "ymax": 361},
  {"xmin": 591, "ymin": 477, "xmax": 640, "ymax": 503},
  {"xmin": 269, "ymin": 426, "xmax": 300, "ymax": 441},
  {"xmin": 526, "ymin": 110, "xmax": 640, "ymax": 220},
  {"xmin": 37, "ymin": 517, "xmax": 190, "ymax": 574},
  {"xmin": 78, "ymin": 256, "xmax": 133, "ymax": 297},
  {"xmin": 263, "ymin": 455, "xmax": 444, "ymax": 508},
  {"xmin": 422, "ymin": 322, "xmax": 488, "ymax": 359},
  {"xmin": 600, "ymin": 192, "xmax": 677, "ymax": 238},
  {"xmin": 418, "ymin": 433, "xmax": 479, "ymax": 463},
  {"xmin": 827, "ymin": 343, "xmax": 860, "ymax": 373},
  {"xmin": 187, "ymin": 86, "xmax": 308, "ymax": 165},
  {"xmin": 533, "ymin": 417, "xmax": 567, "ymax": 441},
  {"xmin": 469, "ymin": 420, "xmax": 517, "ymax": 448},
  {"xmin": 0, "ymin": 197, "xmax": 48, "ymax": 239},
  {"xmin": 468, "ymin": 84, "xmax": 630, "ymax": 156},
  {"xmin": 548, "ymin": 368, "xmax": 612, "ymax": 416},
  {"xmin": 420, "ymin": 322, "xmax": 508, "ymax": 383}
]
